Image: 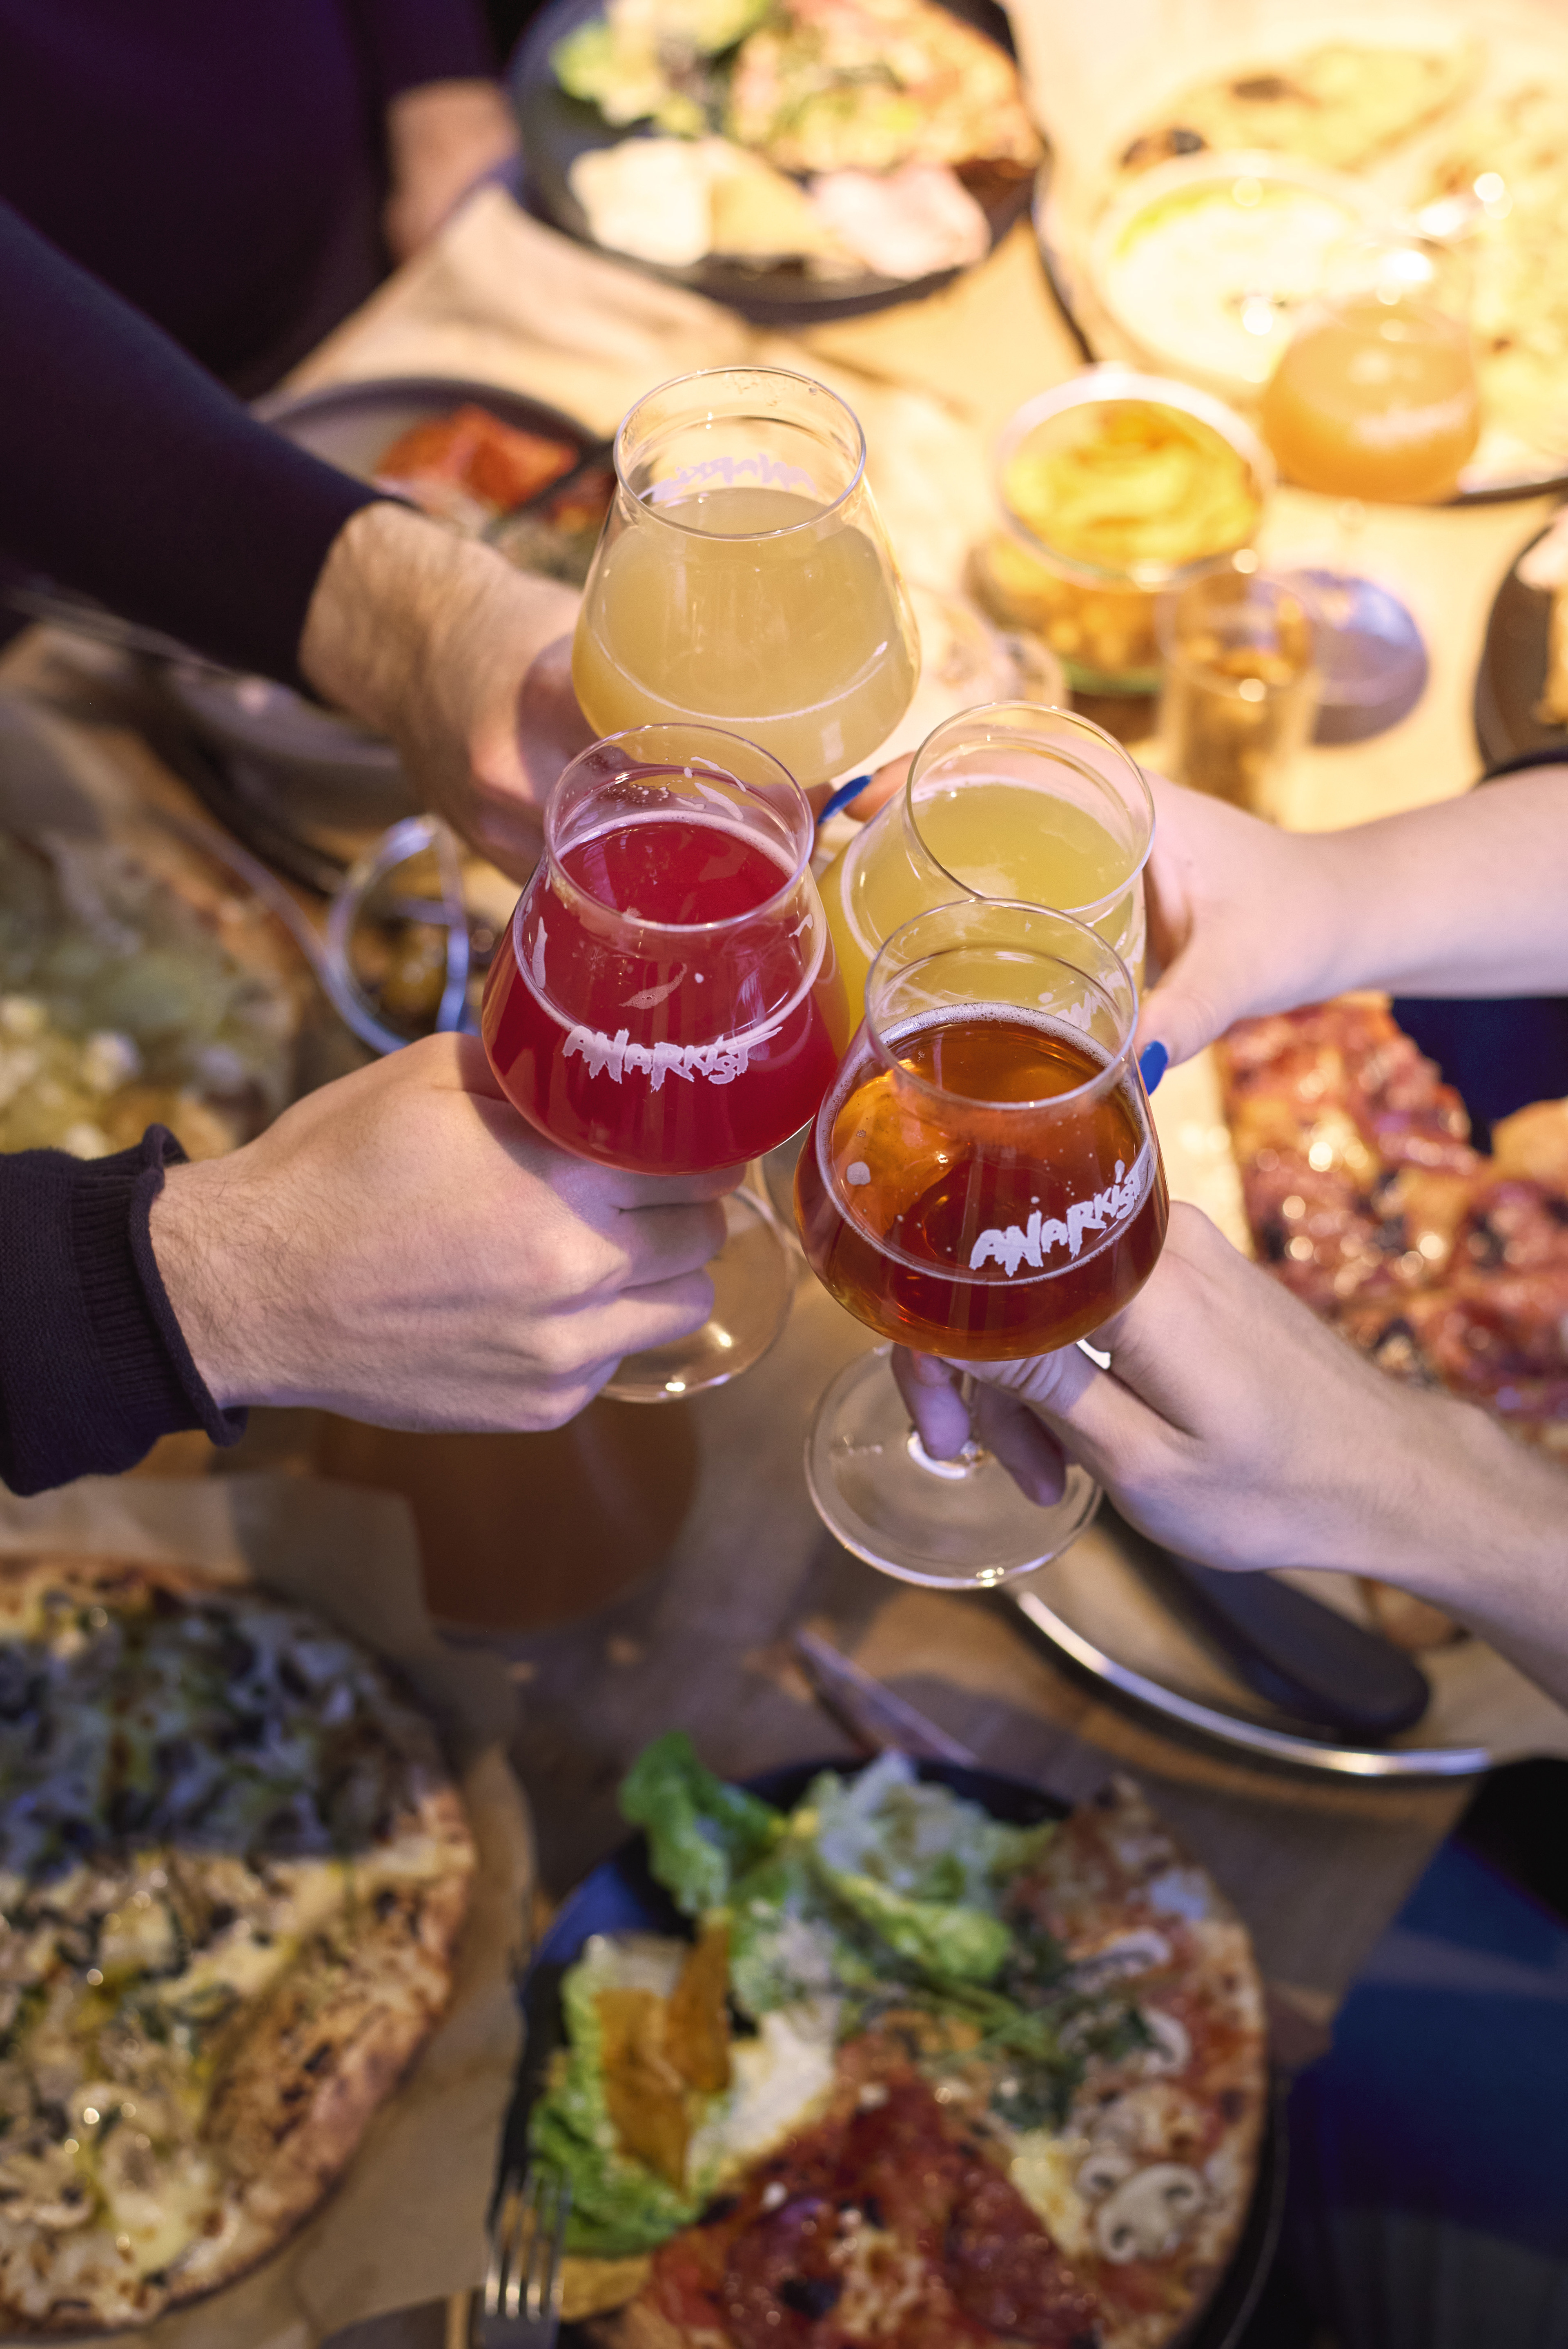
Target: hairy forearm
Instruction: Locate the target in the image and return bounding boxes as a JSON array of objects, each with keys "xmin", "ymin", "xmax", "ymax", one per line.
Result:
[
  {"xmin": 299, "ymin": 502, "xmax": 515, "ymax": 738},
  {"xmin": 1316, "ymin": 770, "xmax": 1568, "ymax": 1002}
]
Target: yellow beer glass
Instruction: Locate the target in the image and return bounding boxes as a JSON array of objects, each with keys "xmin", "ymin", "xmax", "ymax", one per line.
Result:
[
  {"xmin": 817, "ymin": 702, "xmax": 1154, "ymax": 1008},
  {"xmin": 573, "ymin": 366, "xmax": 919, "ymax": 790}
]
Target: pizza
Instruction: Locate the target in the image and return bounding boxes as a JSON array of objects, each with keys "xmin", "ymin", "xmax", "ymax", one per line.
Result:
[
  {"xmin": 0, "ymin": 1558, "xmax": 476, "ymax": 2331},
  {"xmin": 536, "ymin": 1744, "xmax": 1265, "ymax": 2349},
  {"xmin": 1218, "ymin": 997, "xmax": 1568, "ymax": 1460},
  {"xmin": 373, "ymin": 406, "xmax": 580, "ymax": 533},
  {"xmin": 1114, "ymin": 42, "xmax": 1478, "ymax": 178},
  {"xmin": 0, "ymin": 811, "xmax": 307, "ymax": 1166}
]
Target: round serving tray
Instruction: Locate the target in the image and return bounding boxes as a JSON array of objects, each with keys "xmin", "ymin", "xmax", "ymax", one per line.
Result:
[
  {"xmin": 1002, "ymin": 1506, "xmax": 1568, "ymax": 1781},
  {"xmin": 510, "ymin": 0, "xmax": 1037, "ymax": 326},
  {"xmin": 1032, "ymin": 171, "xmax": 1568, "ymax": 508},
  {"xmin": 503, "ymin": 1756, "xmax": 1286, "ymax": 2349}
]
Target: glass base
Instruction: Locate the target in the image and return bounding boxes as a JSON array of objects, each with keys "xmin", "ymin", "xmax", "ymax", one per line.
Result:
[
  {"xmin": 602, "ymin": 1187, "xmax": 795, "ymax": 1404},
  {"xmin": 1279, "ymin": 566, "xmax": 1429, "ymax": 743},
  {"xmin": 804, "ymin": 1345, "xmax": 1101, "ymax": 1587}
]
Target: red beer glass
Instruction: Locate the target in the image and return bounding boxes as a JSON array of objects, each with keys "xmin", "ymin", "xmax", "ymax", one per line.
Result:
[
  {"xmin": 483, "ymin": 722, "xmax": 849, "ymax": 1399},
  {"xmin": 796, "ymin": 900, "xmax": 1166, "ymax": 1582}
]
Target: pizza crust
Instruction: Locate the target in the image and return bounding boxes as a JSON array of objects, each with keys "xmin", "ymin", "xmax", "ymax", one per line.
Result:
[{"xmin": 0, "ymin": 1557, "xmax": 476, "ymax": 2331}]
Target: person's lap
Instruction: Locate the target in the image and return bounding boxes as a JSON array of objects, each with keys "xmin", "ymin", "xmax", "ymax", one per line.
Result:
[{"xmin": 1283, "ymin": 1839, "xmax": 1568, "ymax": 2349}]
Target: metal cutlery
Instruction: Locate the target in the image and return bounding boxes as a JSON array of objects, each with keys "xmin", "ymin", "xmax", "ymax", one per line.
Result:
[{"xmin": 478, "ymin": 2164, "xmax": 570, "ymax": 2347}]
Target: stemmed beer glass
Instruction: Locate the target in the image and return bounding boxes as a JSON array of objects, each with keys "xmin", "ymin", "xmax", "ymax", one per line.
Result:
[
  {"xmin": 573, "ymin": 366, "xmax": 920, "ymax": 790},
  {"xmin": 483, "ymin": 723, "xmax": 849, "ymax": 1401},
  {"xmin": 795, "ymin": 900, "xmax": 1167, "ymax": 1584}
]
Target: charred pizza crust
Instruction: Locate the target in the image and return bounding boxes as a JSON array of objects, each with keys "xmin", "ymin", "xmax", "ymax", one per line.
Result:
[
  {"xmin": 1114, "ymin": 41, "xmax": 1476, "ymax": 177},
  {"xmin": 0, "ymin": 1558, "xmax": 475, "ymax": 2331}
]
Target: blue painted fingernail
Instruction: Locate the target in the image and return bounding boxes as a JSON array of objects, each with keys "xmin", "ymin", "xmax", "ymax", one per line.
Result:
[
  {"xmin": 816, "ymin": 773, "xmax": 873, "ymax": 824},
  {"xmin": 1139, "ymin": 1041, "xmax": 1168, "ymax": 1095}
]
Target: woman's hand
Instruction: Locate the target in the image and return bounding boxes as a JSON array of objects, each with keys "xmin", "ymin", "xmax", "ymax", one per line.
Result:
[
  {"xmin": 151, "ymin": 1036, "xmax": 733, "ymax": 1431},
  {"xmin": 1135, "ymin": 774, "xmax": 1345, "ymax": 1068},
  {"xmin": 895, "ymin": 1203, "xmax": 1568, "ymax": 1702}
]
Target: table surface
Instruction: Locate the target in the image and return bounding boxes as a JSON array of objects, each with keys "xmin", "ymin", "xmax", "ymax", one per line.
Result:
[{"xmin": 7, "ymin": 185, "xmax": 1560, "ymax": 2349}]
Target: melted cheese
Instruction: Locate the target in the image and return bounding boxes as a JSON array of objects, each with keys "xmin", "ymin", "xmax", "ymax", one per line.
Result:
[
  {"xmin": 1004, "ymin": 2129, "xmax": 1092, "ymax": 2261},
  {"xmin": 690, "ymin": 2002, "xmax": 840, "ymax": 2184}
]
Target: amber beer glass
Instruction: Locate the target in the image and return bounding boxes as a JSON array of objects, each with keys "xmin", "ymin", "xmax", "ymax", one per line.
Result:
[{"xmin": 797, "ymin": 900, "xmax": 1167, "ymax": 1585}]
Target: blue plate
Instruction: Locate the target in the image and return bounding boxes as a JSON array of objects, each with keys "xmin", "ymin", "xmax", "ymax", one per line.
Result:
[{"xmin": 501, "ymin": 1757, "xmax": 1287, "ymax": 2349}]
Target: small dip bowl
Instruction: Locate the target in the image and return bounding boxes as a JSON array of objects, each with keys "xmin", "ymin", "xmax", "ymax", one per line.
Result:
[{"xmin": 978, "ymin": 366, "xmax": 1274, "ymax": 693}]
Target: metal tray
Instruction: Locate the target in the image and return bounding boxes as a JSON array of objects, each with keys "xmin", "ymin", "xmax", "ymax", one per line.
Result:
[{"xmin": 1002, "ymin": 1510, "xmax": 1568, "ymax": 1782}]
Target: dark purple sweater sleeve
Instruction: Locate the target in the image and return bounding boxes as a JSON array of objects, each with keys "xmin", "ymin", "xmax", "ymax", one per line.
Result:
[
  {"xmin": 0, "ymin": 200, "xmax": 379, "ymax": 685},
  {"xmin": 348, "ymin": 0, "xmax": 497, "ymax": 103},
  {"xmin": 0, "ymin": 1129, "xmax": 244, "ymax": 1496}
]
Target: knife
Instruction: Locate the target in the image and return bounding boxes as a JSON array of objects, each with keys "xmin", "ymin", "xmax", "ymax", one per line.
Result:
[{"xmin": 791, "ymin": 1627, "xmax": 978, "ymax": 1763}]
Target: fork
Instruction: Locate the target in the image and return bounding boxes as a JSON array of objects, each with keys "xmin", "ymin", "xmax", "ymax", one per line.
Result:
[{"xmin": 479, "ymin": 2164, "xmax": 571, "ymax": 2346}]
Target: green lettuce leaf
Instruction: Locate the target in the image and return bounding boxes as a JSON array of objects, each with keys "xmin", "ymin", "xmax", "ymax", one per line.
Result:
[
  {"xmin": 726, "ymin": 1832, "xmax": 879, "ymax": 2016},
  {"xmin": 527, "ymin": 1937, "xmax": 702, "ymax": 2256},
  {"xmin": 807, "ymin": 1753, "xmax": 1054, "ymax": 1912},
  {"xmin": 813, "ymin": 1862, "xmax": 1012, "ymax": 1985},
  {"xmin": 619, "ymin": 1732, "xmax": 782, "ymax": 1916}
]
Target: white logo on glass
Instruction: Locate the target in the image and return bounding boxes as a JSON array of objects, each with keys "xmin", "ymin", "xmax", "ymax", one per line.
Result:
[
  {"xmin": 967, "ymin": 1152, "xmax": 1149, "ymax": 1275},
  {"xmin": 645, "ymin": 452, "xmax": 819, "ymax": 504},
  {"xmin": 563, "ymin": 1017, "xmax": 782, "ymax": 1090}
]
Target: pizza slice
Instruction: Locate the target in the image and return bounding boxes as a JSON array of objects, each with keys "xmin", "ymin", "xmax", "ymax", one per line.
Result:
[{"xmin": 1116, "ymin": 41, "xmax": 1479, "ymax": 176}]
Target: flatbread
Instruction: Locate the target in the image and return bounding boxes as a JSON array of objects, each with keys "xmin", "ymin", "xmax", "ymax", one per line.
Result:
[
  {"xmin": 1116, "ymin": 41, "xmax": 1479, "ymax": 176},
  {"xmin": 0, "ymin": 1558, "xmax": 476, "ymax": 2330}
]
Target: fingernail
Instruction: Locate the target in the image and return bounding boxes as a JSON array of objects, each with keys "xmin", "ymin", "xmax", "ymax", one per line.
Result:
[
  {"xmin": 816, "ymin": 774, "xmax": 872, "ymax": 825},
  {"xmin": 1139, "ymin": 1041, "xmax": 1168, "ymax": 1095},
  {"xmin": 902, "ymin": 1349, "xmax": 949, "ymax": 1384}
]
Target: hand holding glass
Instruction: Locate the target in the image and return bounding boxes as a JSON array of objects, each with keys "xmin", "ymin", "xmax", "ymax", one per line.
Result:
[
  {"xmin": 572, "ymin": 367, "xmax": 919, "ymax": 790},
  {"xmin": 795, "ymin": 900, "xmax": 1167, "ymax": 1584},
  {"xmin": 483, "ymin": 723, "xmax": 849, "ymax": 1398}
]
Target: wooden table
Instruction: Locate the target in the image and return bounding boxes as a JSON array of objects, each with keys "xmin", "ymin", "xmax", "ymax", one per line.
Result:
[{"xmin": 7, "ymin": 188, "xmax": 1556, "ymax": 2348}]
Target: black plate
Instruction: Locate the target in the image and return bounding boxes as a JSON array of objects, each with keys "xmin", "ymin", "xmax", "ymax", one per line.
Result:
[
  {"xmin": 1474, "ymin": 510, "xmax": 1568, "ymax": 771},
  {"xmin": 503, "ymin": 1757, "xmax": 1287, "ymax": 2349},
  {"xmin": 252, "ymin": 372, "xmax": 601, "ymax": 483},
  {"xmin": 509, "ymin": 0, "xmax": 1037, "ymax": 326}
]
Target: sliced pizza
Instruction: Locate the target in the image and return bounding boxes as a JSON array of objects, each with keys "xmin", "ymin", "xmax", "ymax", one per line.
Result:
[{"xmin": 0, "ymin": 1559, "xmax": 475, "ymax": 2330}]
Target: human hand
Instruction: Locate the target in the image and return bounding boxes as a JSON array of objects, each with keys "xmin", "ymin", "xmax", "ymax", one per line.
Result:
[
  {"xmin": 813, "ymin": 764, "xmax": 1343, "ymax": 1067},
  {"xmin": 149, "ymin": 1035, "xmax": 733, "ymax": 1431},
  {"xmin": 383, "ymin": 80, "xmax": 520, "ymax": 263},
  {"xmin": 300, "ymin": 503, "xmax": 592, "ymax": 878},
  {"xmin": 894, "ymin": 1203, "xmax": 1568, "ymax": 1698},
  {"xmin": 1134, "ymin": 773, "xmax": 1345, "ymax": 1069}
]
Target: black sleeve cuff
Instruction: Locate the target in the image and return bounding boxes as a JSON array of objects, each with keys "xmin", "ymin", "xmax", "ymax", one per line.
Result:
[{"xmin": 0, "ymin": 1128, "xmax": 245, "ymax": 1498}]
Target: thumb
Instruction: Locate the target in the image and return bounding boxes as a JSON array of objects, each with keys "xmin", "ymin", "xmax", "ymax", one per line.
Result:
[{"xmin": 1134, "ymin": 938, "xmax": 1235, "ymax": 1070}]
